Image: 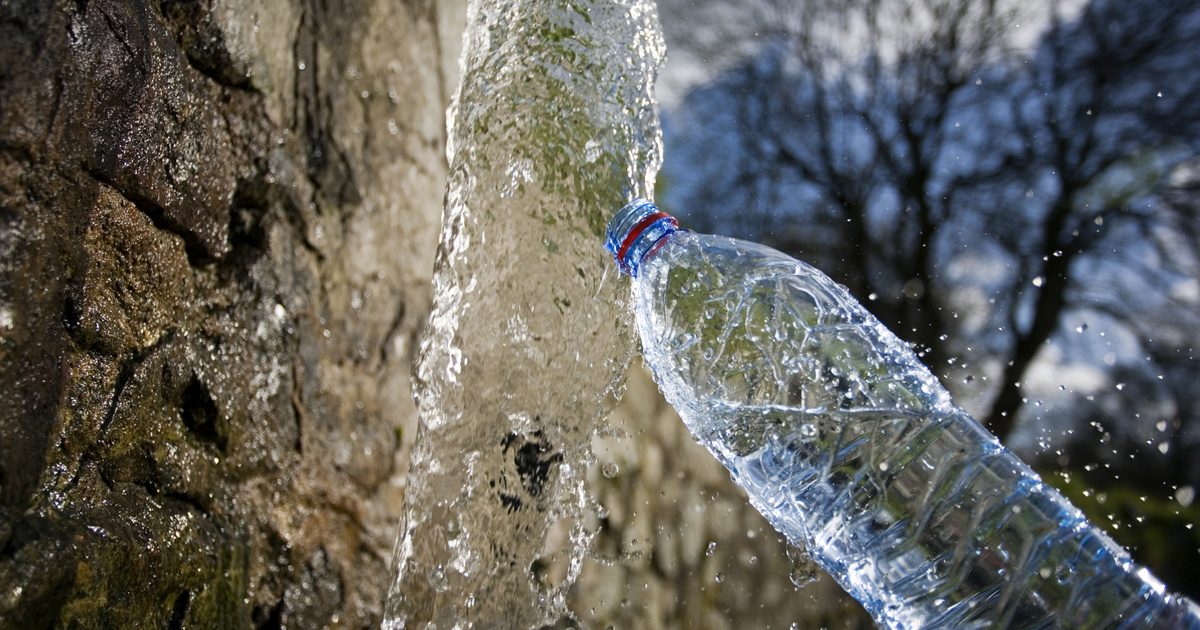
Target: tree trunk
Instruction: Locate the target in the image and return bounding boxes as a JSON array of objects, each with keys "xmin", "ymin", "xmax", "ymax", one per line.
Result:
[{"xmin": 0, "ymin": 0, "xmax": 463, "ymax": 626}]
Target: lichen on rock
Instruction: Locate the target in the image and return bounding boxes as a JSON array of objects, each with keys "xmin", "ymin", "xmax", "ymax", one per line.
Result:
[{"xmin": 0, "ymin": 0, "xmax": 463, "ymax": 626}]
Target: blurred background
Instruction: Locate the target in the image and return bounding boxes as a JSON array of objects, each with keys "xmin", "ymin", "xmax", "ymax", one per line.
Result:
[
  {"xmin": 2, "ymin": 0, "xmax": 1196, "ymax": 627},
  {"xmin": 586, "ymin": 0, "xmax": 1200, "ymax": 624}
]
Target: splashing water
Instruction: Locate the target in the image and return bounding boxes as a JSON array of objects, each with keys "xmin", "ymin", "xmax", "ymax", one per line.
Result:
[{"xmin": 383, "ymin": 0, "xmax": 663, "ymax": 626}]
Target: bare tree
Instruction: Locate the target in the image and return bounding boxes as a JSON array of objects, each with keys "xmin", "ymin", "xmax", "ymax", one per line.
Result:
[
  {"xmin": 661, "ymin": 0, "xmax": 1200, "ymax": 444},
  {"xmin": 660, "ymin": 0, "xmax": 1200, "ymax": 596}
]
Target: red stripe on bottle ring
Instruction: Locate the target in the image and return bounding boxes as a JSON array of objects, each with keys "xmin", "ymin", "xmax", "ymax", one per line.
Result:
[{"xmin": 616, "ymin": 211, "xmax": 677, "ymax": 264}]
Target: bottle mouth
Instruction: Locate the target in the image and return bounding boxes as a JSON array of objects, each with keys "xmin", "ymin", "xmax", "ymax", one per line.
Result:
[{"xmin": 604, "ymin": 199, "xmax": 679, "ymax": 277}]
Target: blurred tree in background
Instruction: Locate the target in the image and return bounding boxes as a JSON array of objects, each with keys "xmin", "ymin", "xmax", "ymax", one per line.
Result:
[{"xmin": 658, "ymin": 0, "xmax": 1200, "ymax": 597}]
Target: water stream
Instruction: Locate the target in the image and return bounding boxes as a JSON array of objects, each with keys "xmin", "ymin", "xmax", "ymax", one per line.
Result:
[{"xmin": 383, "ymin": 0, "xmax": 663, "ymax": 626}]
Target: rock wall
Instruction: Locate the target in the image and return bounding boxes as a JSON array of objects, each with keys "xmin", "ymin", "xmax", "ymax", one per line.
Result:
[{"xmin": 0, "ymin": 0, "xmax": 463, "ymax": 626}]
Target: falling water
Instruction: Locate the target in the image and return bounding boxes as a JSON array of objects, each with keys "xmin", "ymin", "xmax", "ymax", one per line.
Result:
[{"xmin": 383, "ymin": 0, "xmax": 663, "ymax": 627}]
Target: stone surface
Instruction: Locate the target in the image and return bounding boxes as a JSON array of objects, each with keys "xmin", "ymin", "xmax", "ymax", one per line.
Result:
[{"xmin": 0, "ymin": 0, "xmax": 463, "ymax": 626}]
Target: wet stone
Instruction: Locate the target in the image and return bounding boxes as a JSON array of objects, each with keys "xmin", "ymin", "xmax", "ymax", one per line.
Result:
[
  {"xmin": 0, "ymin": 0, "xmax": 458, "ymax": 626},
  {"xmin": 62, "ymin": 0, "xmax": 239, "ymax": 260},
  {"xmin": 67, "ymin": 185, "xmax": 193, "ymax": 355}
]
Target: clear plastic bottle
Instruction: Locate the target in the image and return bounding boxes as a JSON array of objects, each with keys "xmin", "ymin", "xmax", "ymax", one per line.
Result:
[{"xmin": 606, "ymin": 199, "xmax": 1200, "ymax": 629}]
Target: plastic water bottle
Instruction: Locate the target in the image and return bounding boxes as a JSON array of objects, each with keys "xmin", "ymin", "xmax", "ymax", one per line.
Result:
[{"xmin": 605, "ymin": 199, "xmax": 1200, "ymax": 629}]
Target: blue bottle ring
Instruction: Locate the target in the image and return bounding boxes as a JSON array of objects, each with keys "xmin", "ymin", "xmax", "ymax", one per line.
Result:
[{"xmin": 604, "ymin": 199, "xmax": 679, "ymax": 277}]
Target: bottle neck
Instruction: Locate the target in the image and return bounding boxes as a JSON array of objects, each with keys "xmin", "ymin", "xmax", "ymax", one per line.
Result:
[{"xmin": 604, "ymin": 199, "xmax": 679, "ymax": 277}]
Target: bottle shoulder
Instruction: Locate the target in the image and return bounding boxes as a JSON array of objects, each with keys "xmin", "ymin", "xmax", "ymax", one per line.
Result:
[
  {"xmin": 631, "ymin": 229, "xmax": 953, "ymax": 435},
  {"xmin": 635, "ymin": 231, "xmax": 859, "ymax": 322},
  {"xmin": 641, "ymin": 231, "xmax": 816, "ymax": 281}
]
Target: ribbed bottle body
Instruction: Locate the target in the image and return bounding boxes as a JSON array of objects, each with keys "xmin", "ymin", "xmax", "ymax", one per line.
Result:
[{"xmin": 633, "ymin": 231, "xmax": 1199, "ymax": 629}]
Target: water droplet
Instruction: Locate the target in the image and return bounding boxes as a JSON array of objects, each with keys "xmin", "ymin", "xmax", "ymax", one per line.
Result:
[
  {"xmin": 705, "ymin": 541, "xmax": 717, "ymax": 557},
  {"xmin": 601, "ymin": 462, "xmax": 619, "ymax": 478},
  {"xmin": 1055, "ymin": 563, "xmax": 1074, "ymax": 584},
  {"xmin": 714, "ymin": 572, "xmax": 724, "ymax": 583},
  {"xmin": 788, "ymin": 565, "xmax": 816, "ymax": 589},
  {"xmin": 927, "ymin": 558, "xmax": 949, "ymax": 581},
  {"xmin": 798, "ymin": 423, "xmax": 818, "ymax": 441},
  {"xmin": 429, "ymin": 565, "xmax": 449, "ymax": 592},
  {"xmin": 1032, "ymin": 276, "xmax": 1045, "ymax": 287}
]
